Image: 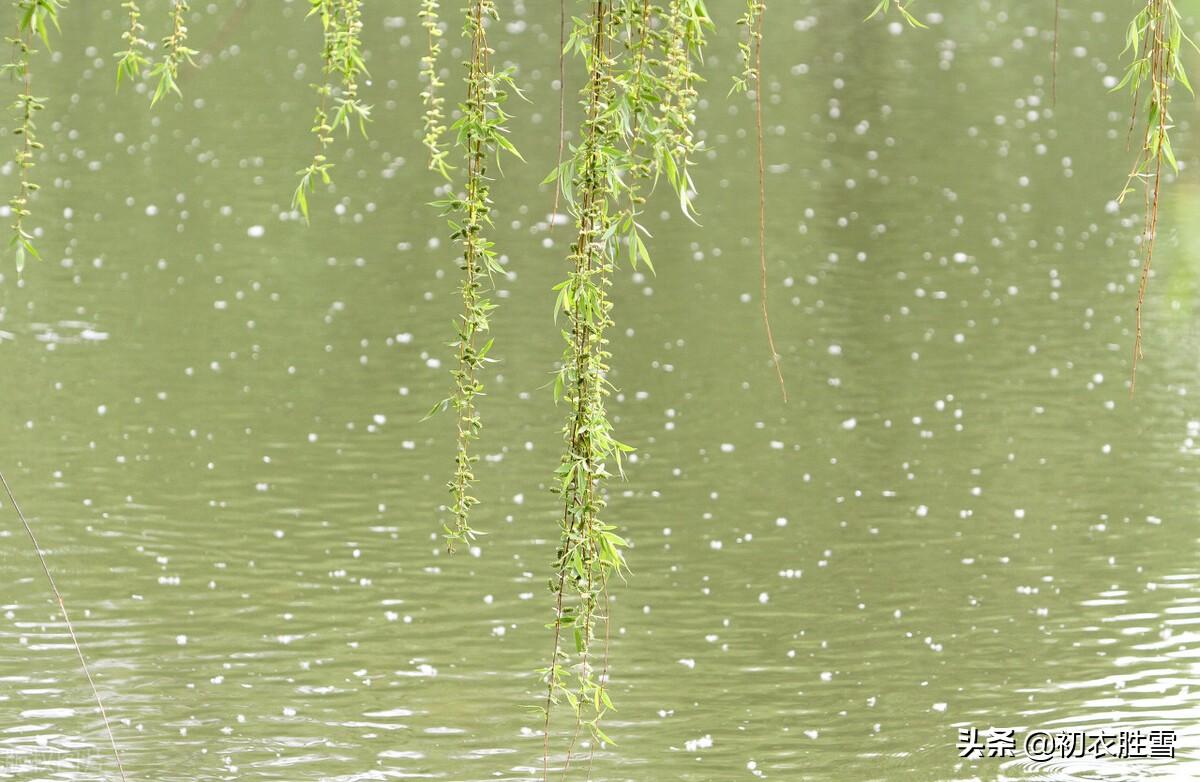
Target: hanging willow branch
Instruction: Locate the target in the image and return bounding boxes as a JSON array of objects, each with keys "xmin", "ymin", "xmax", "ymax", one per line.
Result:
[
  {"xmin": 540, "ymin": 1, "xmax": 709, "ymax": 776},
  {"xmin": 5, "ymin": 0, "xmax": 63, "ymax": 270},
  {"xmin": 541, "ymin": 4, "xmax": 625, "ymax": 772},
  {"xmin": 330, "ymin": 0, "xmax": 369, "ymax": 134},
  {"xmin": 114, "ymin": 0, "xmax": 150, "ymax": 89},
  {"xmin": 427, "ymin": 0, "xmax": 522, "ymax": 552},
  {"xmin": 148, "ymin": 0, "xmax": 197, "ymax": 105},
  {"xmin": 733, "ymin": 0, "xmax": 786, "ymax": 401},
  {"xmin": 293, "ymin": 0, "xmax": 370, "ymax": 222},
  {"xmin": 657, "ymin": 0, "xmax": 705, "ymax": 221},
  {"xmin": 1114, "ymin": 0, "xmax": 1194, "ymax": 391},
  {"xmin": 418, "ymin": 0, "xmax": 450, "ymax": 177}
]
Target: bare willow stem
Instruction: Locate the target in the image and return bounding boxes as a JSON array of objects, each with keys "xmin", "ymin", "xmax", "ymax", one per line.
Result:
[
  {"xmin": 0, "ymin": 469, "xmax": 128, "ymax": 782},
  {"xmin": 753, "ymin": 4, "xmax": 786, "ymax": 402}
]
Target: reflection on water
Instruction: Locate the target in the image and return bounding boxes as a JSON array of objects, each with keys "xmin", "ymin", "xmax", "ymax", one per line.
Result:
[{"xmin": 0, "ymin": 1, "xmax": 1198, "ymax": 779}]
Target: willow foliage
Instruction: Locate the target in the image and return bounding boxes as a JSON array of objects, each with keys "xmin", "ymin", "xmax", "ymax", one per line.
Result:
[
  {"xmin": 418, "ymin": 0, "xmax": 450, "ymax": 177},
  {"xmin": 539, "ymin": 0, "xmax": 709, "ymax": 774},
  {"xmin": 428, "ymin": 0, "xmax": 522, "ymax": 552},
  {"xmin": 293, "ymin": 0, "xmax": 370, "ymax": 223},
  {"xmin": 5, "ymin": 0, "xmax": 64, "ymax": 272},
  {"xmin": 149, "ymin": 0, "xmax": 198, "ymax": 105},
  {"xmin": 1114, "ymin": 0, "xmax": 1195, "ymax": 389},
  {"xmin": 866, "ymin": 0, "xmax": 926, "ymax": 28},
  {"xmin": 114, "ymin": 0, "xmax": 150, "ymax": 88}
]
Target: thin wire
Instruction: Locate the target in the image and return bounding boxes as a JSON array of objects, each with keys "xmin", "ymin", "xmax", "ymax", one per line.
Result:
[{"xmin": 0, "ymin": 469, "xmax": 128, "ymax": 782}]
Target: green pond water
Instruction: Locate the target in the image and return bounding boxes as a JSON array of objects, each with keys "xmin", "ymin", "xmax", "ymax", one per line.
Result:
[{"xmin": 3, "ymin": 1, "xmax": 1200, "ymax": 780}]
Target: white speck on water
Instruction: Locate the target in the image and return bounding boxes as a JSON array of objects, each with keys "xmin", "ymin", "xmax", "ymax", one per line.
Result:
[
  {"xmin": 916, "ymin": 505, "xmax": 928, "ymax": 518},
  {"xmin": 720, "ymin": 443, "xmax": 735, "ymax": 453},
  {"xmin": 176, "ymin": 634, "xmax": 188, "ymax": 645},
  {"xmin": 842, "ymin": 418, "xmax": 857, "ymax": 430},
  {"xmin": 683, "ymin": 734, "xmax": 713, "ymax": 752},
  {"xmin": 678, "ymin": 658, "xmax": 696, "ymax": 669},
  {"xmin": 804, "ymin": 729, "xmax": 820, "ymax": 740},
  {"xmin": 776, "ymin": 517, "xmax": 788, "ymax": 527},
  {"xmin": 932, "ymin": 702, "xmax": 948, "ymax": 712},
  {"xmin": 247, "ymin": 225, "xmax": 265, "ymax": 238},
  {"xmin": 20, "ymin": 708, "xmax": 75, "ymax": 719},
  {"xmin": 758, "ymin": 592, "xmax": 769, "ymax": 604}
]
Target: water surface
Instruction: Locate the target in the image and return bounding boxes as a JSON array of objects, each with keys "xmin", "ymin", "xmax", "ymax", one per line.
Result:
[{"xmin": 2, "ymin": 1, "xmax": 1200, "ymax": 780}]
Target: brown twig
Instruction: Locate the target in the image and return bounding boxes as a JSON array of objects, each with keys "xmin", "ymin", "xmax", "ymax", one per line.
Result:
[
  {"xmin": 753, "ymin": 3, "xmax": 787, "ymax": 402},
  {"xmin": 1130, "ymin": 1, "xmax": 1169, "ymax": 394}
]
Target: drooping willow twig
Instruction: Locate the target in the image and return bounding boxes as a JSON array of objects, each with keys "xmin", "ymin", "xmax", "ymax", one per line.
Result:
[
  {"xmin": 5, "ymin": 0, "xmax": 65, "ymax": 270},
  {"xmin": 419, "ymin": 0, "xmax": 450, "ymax": 177},
  {"xmin": 541, "ymin": 3, "xmax": 624, "ymax": 776},
  {"xmin": 733, "ymin": 0, "xmax": 786, "ymax": 401},
  {"xmin": 427, "ymin": 0, "xmax": 522, "ymax": 552},
  {"xmin": 293, "ymin": 0, "xmax": 370, "ymax": 222},
  {"xmin": 0, "ymin": 469, "xmax": 128, "ymax": 782},
  {"xmin": 1113, "ymin": 0, "xmax": 1194, "ymax": 391},
  {"xmin": 148, "ymin": 0, "xmax": 198, "ymax": 105},
  {"xmin": 114, "ymin": 0, "xmax": 150, "ymax": 89},
  {"xmin": 539, "ymin": 1, "xmax": 709, "ymax": 776}
]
